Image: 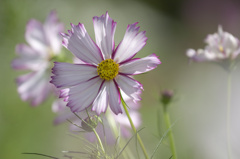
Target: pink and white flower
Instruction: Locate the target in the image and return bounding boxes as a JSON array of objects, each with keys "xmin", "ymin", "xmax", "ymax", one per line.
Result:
[
  {"xmin": 12, "ymin": 11, "xmax": 64, "ymax": 106},
  {"xmin": 186, "ymin": 26, "xmax": 240, "ymax": 62},
  {"xmin": 51, "ymin": 12, "xmax": 161, "ymax": 115}
]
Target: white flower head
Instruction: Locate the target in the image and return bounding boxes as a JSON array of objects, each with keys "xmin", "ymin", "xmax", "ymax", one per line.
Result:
[
  {"xmin": 51, "ymin": 12, "xmax": 161, "ymax": 115},
  {"xmin": 12, "ymin": 11, "xmax": 64, "ymax": 106},
  {"xmin": 186, "ymin": 26, "xmax": 240, "ymax": 65}
]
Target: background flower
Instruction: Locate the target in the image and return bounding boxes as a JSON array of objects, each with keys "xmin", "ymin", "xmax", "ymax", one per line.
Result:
[
  {"xmin": 186, "ymin": 26, "xmax": 240, "ymax": 63},
  {"xmin": 12, "ymin": 11, "xmax": 64, "ymax": 106}
]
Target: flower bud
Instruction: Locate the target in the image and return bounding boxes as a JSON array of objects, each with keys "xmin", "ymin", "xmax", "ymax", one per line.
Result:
[
  {"xmin": 160, "ymin": 89, "xmax": 174, "ymax": 106},
  {"xmin": 81, "ymin": 116, "xmax": 98, "ymax": 132}
]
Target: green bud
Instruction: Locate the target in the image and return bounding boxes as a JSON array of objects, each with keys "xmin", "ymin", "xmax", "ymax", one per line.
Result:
[
  {"xmin": 81, "ymin": 116, "xmax": 98, "ymax": 132},
  {"xmin": 160, "ymin": 89, "xmax": 174, "ymax": 106}
]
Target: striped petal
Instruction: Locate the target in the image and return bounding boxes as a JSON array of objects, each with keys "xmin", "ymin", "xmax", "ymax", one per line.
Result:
[
  {"xmin": 119, "ymin": 53, "xmax": 161, "ymax": 75},
  {"xmin": 92, "ymin": 81, "xmax": 108, "ymax": 115},
  {"xmin": 12, "ymin": 44, "xmax": 48, "ymax": 71},
  {"xmin": 93, "ymin": 12, "xmax": 116, "ymax": 59},
  {"xmin": 62, "ymin": 23, "xmax": 103, "ymax": 65},
  {"xmin": 25, "ymin": 19, "xmax": 48, "ymax": 53},
  {"xmin": 115, "ymin": 75, "xmax": 142, "ymax": 102},
  {"xmin": 17, "ymin": 70, "xmax": 51, "ymax": 106},
  {"xmin": 51, "ymin": 62, "xmax": 98, "ymax": 88},
  {"xmin": 67, "ymin": 77, "xmax": 103, "ymax": 112},
  {"xmin": 44, "ymin": 10, "xmax": 64, "ymax": 54},
  {"xmin": 113, "ymin": 23, "xmax": 147, "ymax": 63},
  {"xmin": 107, "ymin": 80, "xmax": 122, "ymax": 114}
]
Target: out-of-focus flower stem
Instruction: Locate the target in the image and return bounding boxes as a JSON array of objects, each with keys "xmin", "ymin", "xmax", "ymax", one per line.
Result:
[
  {"xmin": 106, "ymin": 110, "xmax": 133, "ymax": 159},
  {"xmin": 121, "ymin": 95, "xmax": 149, "ymax": 159},
  {"xmin": 92, "ymin": 128, "xmax": 105, "ymax": 154},
  {"xmin": 163, "ymin": 106, "xmax": 177, "ymax": 159},
  {"xmin": 227, "ymin": 72, "xmax": 232, "ymax": 159}
]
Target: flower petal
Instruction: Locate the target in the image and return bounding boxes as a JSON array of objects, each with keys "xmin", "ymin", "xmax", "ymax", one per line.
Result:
[
  {"xmin": 17, "ymin": 70, "xmax": 51, "ymax": 106},
  {"xmin": 186, "ymin": 49, "xmax": 216, "ymax": 62},
  {"xmin": 12, "ymin": 44, "xmax": 48, "ymax": 71},
  {"xmin": 114, "ymin": 109, "xmax": 141, "ymax": 138},
  {"xmin": 44, "ymin": 10, "xmax": 64, "ymax": 54},
  {"xmin": 67, "ymin": 77, "xmax": 103, "ymax": 112},
  {"xmin": 62, "ymin": 23, "xmax": 103, "ymax": 65},
  {"xmin": 115, "ymin": 75, "xmax": 142, "ymax": 102},
  {"xmin": 52, "ymin": 99, "xmax": 67, "ymax": 113},
  {"xmin": 113, "ymin": 23, "xmax": 147, "ymax": 63},
  {"xmin": 51, "ymin": 62, "xmax": 98, "ymax": 88},
  {"xmin": 93, "ymin": 12, "xmax": 116, "ymax": 59},
  {"xmin": 25, "ymin": 19, "xmax": 48, "ymax": 53},
  {"xmin": 54, "ymin": 111, "xmax": 73, "ymax": 125},
  {"xmin": 107, "ymin": 80, "xmax": 122, "ymax": 114},
  {"xmin": 119, "ymin": 53, "xmax": 161, "ymax": 75},
  {"xmin": 92, "ymin": 81, "xmax": 108, "ymax": 115}
]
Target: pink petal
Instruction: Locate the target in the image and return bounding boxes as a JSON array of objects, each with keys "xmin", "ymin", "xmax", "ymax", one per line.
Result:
[
  {"xmin": 17, "ymin": 70, "xmax": 52, "ymax": 106},
  {"xmin": 61, "ymin": 23, "xmax": 103, "ymax": 65},
  {"xmin": 113, "ymin": 23, "xmax": 147, "ymax": 63},
  {"xmin": 121, "ymin": 90, "xmax": 141, "ymax": 109},
  {"xmin": 12, "ymin": 44, "xmax": 48, "ymax": 71},
  {"xmin": 51, "ymin": 62, "xmax": 98, "ymax": 88},
  {"xmin": 119, "ymin": 53, "xmax": 161, "ymax": 75},
  {"xmin": 92, "ymin": 81, "xmax": 108, "ymax": 115},
  {"xmin": 52, "ymin": 99, "xmax": 67, "ymax": 113},
  {"xmin": 186, "ymin": 49, "xmax": 216, "ymax": 62},
  {"xmin": 67, "ymin": 77, "xmax": 103, "ymax": 112},
  {"xmin": 93, "ymin": 12, "xmax": 116, "ymax": 59},
  {"xmin": 107, "ymin": 80, "xmax": 122, "ymax": 114},
  {"xmin": 25, "ymin": 19, "xmax": 48, "ymax": 54},
  {"xmin": 115, "ymin": 75, "xmax": 142, "ymax": 102},
  {"xmin": 44, "ymin": 10, "xmax": 64, "ymax": 54},
  {"xmin": 54, "ymin": 111, "xmax": 74, "ymax": 125}
]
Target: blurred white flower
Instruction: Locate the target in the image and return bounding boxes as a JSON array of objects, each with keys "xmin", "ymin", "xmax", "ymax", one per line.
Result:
[
  {"xmin": 186, "ymin": 26, "xmax": 240, "ymax": 64},
  {"xmin": 12, "ymin": 11, "xmax": 64, "ymax": 106}
]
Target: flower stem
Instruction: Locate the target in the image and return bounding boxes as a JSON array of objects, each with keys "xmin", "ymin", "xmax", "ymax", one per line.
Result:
[
  {"xmin": 92, "ymin": 128, "xmax": 105, "ymax": 154},
  {"xmin": 163, "ymin": 106, "xmax": 177, "ymax": 159},
  {"xmin": 105, "ymin": 109, "xmax": 133, "ymax": 159},
  {"xmin": 227, "ymin": 72, "xmax": 232, "ymax": 159},
  {"xmin": 121, "ymin": 96, "xmax": 149, "ymax": 159}
]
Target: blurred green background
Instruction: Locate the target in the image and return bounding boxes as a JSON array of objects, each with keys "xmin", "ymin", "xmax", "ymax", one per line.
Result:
[{"xmin": 1, "ymin": 0, "xmax": 240, "ymax": 158}]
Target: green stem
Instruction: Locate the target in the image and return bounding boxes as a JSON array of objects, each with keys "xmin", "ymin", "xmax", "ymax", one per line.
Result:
[
  {"xmin": 163, "ymin": 106, "xmax": 177, "ymax": 159},
  {"xmin": 227, "ymin": 72, "xmax": 232, "ymax": 159},
  {"xmin": 92, "ymin": 128, "xmax": 105, "ymax": 154},
  {"xmin": 105, "ymin": 109, "xmax": 133, "ymax": 159},
  {"xmin": 121, "ymin": 96, "xmax": 149, "ymax": 159}
]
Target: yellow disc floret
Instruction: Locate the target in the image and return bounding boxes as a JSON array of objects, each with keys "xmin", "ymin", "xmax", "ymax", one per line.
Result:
[{"xmin": 97, "ymin": 59, "xmax": 119, "ymax": 80}]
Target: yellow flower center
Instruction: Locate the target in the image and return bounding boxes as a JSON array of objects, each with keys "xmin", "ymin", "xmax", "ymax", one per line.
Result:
[
  {"xmin": 97, "ymin": 59, "xmax": 119, "ymax": 80},
  {"xmin": 219, "ymin": 45, "xmax": 224, "ymax": 52}
]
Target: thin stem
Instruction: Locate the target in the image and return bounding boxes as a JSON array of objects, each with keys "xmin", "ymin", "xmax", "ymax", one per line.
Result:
[
  {"xmin": 227, "ymin": 72, "xmax": 232, "ymax": 159},
  {"xmin": 92, "ymin": 128, "xmax": 105, "ymax": 154},
  {"xmin": 163, "ymin": 107, "xmax": 177, "ymax": 159},
  {"xmin": 121, "ymin": 96, "xmax": 149, "ymax": 159},
  {"xmin": 105, "ymin": 109, "xmax": 132, "ymax": 159}
]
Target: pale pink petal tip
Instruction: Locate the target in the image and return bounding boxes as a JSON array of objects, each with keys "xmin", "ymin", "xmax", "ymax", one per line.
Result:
[
  {"xmin": 113, "ymin": 22, "xmax": 148, "ymax": 63},
  {"xmin": 61, "ymin": 22, "xmax": 103, "ymax": 65}
]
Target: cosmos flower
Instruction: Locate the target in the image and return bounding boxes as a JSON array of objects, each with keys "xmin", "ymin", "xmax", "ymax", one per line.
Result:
[
  {"xmin": 12, "ymin": 11, "xmax": 64, "ymax": 106},
  {"xmin": 186, "ymin": 26, "xmax": 240, "ymax": 63},
  {"xmin": 54, "ymin": 91, "xmax": 141, "ymax": 144},
  {"xmin": 51, "ymin": 12, "xmax": 161, "ymax": 115}
]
